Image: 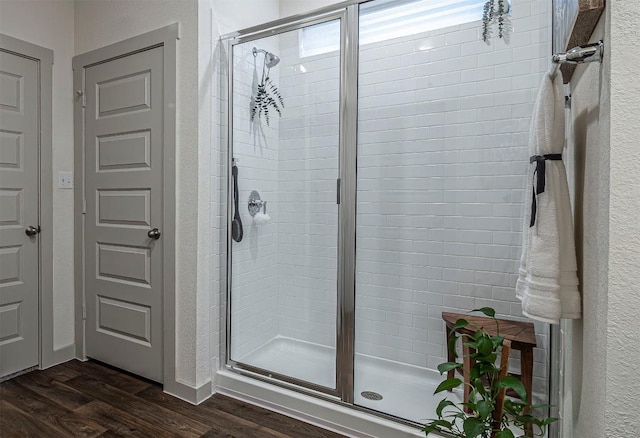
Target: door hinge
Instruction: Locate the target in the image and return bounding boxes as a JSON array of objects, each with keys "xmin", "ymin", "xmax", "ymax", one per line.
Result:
[
  {"xmin": 82, "ymin": 199, "xmax": 86, "ymax": 214},
  {"xmin": 82, "ymin": 305, "xmax": 87, "ymax": 320},
  {"xmin": 77, "ymin": 90, "xmax": 86, "ymax": 108},
  {"xmin": 337, "ymin": 178, "xmax": 341, "ymax": 205}
]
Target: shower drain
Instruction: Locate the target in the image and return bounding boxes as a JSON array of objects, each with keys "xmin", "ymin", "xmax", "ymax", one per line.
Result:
[{"xmin": 361, "ymin": 391, "xmax": 383, "ymax": 401}]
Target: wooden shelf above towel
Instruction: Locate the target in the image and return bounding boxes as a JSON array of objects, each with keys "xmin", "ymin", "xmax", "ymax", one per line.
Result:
[{"xmin": 558, "ymin": 0, "xmax": 606, "ymax": 84}]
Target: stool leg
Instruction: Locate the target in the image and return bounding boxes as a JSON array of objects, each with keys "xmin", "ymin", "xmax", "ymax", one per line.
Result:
[
  {"xmin": 462, "ymin": 343, "xmax": 475, "ymax": 414},
  {"xmin": 445, "ymin": 325, "xmax": 455, "ymax": 384},
  {"xmin": 521, "ymin": 347, "xmax": 534, "ymax": 438}
]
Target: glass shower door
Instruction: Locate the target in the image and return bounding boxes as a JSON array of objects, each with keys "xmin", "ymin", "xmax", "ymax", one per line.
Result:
[
  {"xmin": 227, "ymin": 16, "xmax": 343, "ymax": 392},
  {"xmin": 353, "ymin": 0, "xmax": 551, "ymax": 424}
]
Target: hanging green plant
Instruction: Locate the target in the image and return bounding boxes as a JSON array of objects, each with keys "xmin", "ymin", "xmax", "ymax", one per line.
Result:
[
  {"xmin": 251, "ymin": 51, "xmax": 284, "ymax": 126},
  {"xmin": 482, "ymin": 0, "xmax": 510, "ymax": 43}
]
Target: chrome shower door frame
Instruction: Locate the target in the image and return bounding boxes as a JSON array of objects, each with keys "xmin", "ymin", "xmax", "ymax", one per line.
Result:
[{"xmin": 223, "ymin": 6, "xmax": 359, "ymax": 402}]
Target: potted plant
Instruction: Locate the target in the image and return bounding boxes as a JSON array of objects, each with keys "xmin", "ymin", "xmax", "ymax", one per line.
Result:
[{"xmin": 423, "ymin": 308, "xmax": 556, "ymax": 438}]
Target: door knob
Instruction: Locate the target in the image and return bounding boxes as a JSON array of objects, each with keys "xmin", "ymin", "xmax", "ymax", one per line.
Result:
[
  {"xmin": 147, "ymin": 228, "xmax": 161, "ymax": 240},
  {"xmin": 25, "ymin": 225, "xmax": 41, "ymax": 236}
]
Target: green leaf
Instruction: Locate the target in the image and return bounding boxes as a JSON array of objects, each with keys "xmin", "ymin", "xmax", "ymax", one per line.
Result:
[
  {"xmin": 476, "ymin": 362, "xmax": 498, "ymax": 376},
  {"xmin": 422, "ymin": 424, "xmax": 438, "ymax": 434},
  {"xmin": 475, "ymin": 353, "xmax": 498, "ymax": 364},
  {"xmin": 469, "ymin": 365, "xmax": 481, "ymax": 381},
  {"xmin": 452, "ymin": 318, "xmax": 469, "ymax": 331},
  {"xmin": 474, "ymin": 378, "xmax": 486, "ymax": 396},
  {"xmin": 498, "ymin": 376, "xmax": 528, "ymax": 400},
  {"xmin": 503, "ymin": 399, "xmax": 525, "ymax": 416},
  {"xmin": 423, "ymin": 419, "xmax": 453, "ymax": 433},
  {"xmin": 437, "ymin": 362, "xmax": 462, "ymax": 375},
  {"xmin": 516, "ymin": 414, "xmax": 542, "ymax": 426},
  {"xmin": 464, "ymin": 340, "xmax": 478, "ymax": 349},
  {"xmin": 436, "ymin": 398, "xmax": 455, "ymax": 417},
  {"xmin": 476, "ymin": 336, "xmax": 494, "ymax": 356},
  {"xmin": 462, "ymin": 417, "xmax": 486, "ymax": 438},
  {"xmin": 495, "ymin": 429, "xmax": 515, "ymax": 438},
  {"xmin": 448, "ymin": 334, "xmax": 459, "ymax": 358},
  {"xmin": 472, "ymin": 307, "xmax": 496, "ymax": 318},
  {"xmin": 476, "ymin": 399, "xmax": 492, "ymax": 420},
  {"xmin": 434, "ymin": 378, "xmax": 463, "ymax": 394}
]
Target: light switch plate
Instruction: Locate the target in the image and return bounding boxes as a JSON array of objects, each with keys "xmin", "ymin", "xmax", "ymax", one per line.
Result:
[{"xmin": 58, "ymin": 171, "xmax": 73, "ymax": 189}]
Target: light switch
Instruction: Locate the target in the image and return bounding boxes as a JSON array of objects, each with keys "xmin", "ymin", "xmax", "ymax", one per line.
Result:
[{"xmin": 58, "ymin": 171, "xmax": 73, "ymax": 189}]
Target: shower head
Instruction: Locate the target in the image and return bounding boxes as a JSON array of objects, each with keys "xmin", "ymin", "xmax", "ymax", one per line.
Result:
[
  {"xmin": 253, "ymin": 47, "xmax": 280, "ymax": 68},
  {"xmin": 265, "ymin": 52, "xmax": 280, "ymax": 68}
]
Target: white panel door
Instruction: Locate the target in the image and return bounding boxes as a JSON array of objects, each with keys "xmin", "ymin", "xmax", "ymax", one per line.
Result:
[
  {"xmin": 84, "ymin": 46, "xmax": 164, "ymax": 382},
  {"xmin": 0, "ymin": 50, "xmax": 39, "ymax": 376}
]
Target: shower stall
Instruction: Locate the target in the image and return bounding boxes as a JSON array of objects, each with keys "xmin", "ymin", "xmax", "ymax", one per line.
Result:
[{"xmin": 218, "ymin": 0, "xmax": 552, "ymax": 428}]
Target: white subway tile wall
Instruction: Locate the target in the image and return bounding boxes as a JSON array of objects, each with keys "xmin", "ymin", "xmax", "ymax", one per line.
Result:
[{"xmin": 213, "ymin": 0, "xmax": 552, "ymax": 402}]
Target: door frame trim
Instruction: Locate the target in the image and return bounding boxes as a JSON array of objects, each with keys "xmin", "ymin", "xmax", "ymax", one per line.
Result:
[
  {"xmin": 0, "ymin": 34, "xmax": 55, "ymax": 370},
  {"xmin": 72, "ymin": 23, "xmax": 178, "ymax": 385}
]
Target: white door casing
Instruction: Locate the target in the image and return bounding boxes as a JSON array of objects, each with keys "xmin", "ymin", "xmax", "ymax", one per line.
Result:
[
  {"xmin": 0, "ymin": 50, "xmax": 40, "ymax": 377},
  {"xmin": 74, "ymin": 24, "xmax": 177, "ymax": 386}
]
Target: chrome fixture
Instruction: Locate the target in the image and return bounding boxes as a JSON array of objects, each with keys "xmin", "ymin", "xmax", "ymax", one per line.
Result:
[
  {"xmin": 248, "ymin": 190, "xmax": 267, "ymax": 216},
  {"xmin": 552, "ymin": 40, "xmax": 604, "ymax": 65},
  {"xmin": 147, "ymin": 228, "xmax": 161, "ymax": 240},
  {"xmin": 252, "ymin": 47, "xmax": 280, "ymax": 68}
]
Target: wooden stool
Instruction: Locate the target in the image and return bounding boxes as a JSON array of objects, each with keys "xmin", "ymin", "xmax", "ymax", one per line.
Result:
[{"xmin": 442, "ymin": 312, "xmax": 537, "ymax": 437}]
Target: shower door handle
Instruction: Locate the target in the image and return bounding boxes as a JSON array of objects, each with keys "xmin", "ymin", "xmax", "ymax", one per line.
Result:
[{"xmin": 337, "ymin": 178, "xmax": 341, "ymax": 205}]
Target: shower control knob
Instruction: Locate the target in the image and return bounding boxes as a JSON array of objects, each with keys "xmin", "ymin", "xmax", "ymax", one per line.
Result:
[{"xmin": 147, "ymin": 228, "xmax": 161, "ymax": 240}]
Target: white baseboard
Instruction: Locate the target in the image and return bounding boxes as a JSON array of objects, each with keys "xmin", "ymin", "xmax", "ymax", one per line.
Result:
[
  {"xmin": 164, "ymin": 378, "xmax": 213, "ymax": 405},
  {"xmin": 215, "ymin": 370, "xmax": 423, "ymax": 438}
]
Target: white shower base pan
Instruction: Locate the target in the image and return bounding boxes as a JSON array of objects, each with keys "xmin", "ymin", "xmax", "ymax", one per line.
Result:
[
  {"xmin": 220, "ymin": 337, "xmax": 540, "ymax": 437},
  {"xmin": 218, "ymin": 337, "xmax": 460, "ymax": 437}
]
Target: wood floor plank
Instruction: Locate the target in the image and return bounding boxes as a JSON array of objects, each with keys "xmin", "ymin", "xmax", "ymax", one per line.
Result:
[
  {"xmin": 135, "ymin": 386, "xmax": 292, "ymax": 438},
  {"xmin": 75, "ymin": 401, "xmax": 175, "ymax": 438},
  {"xmin": 0, "ymin": 399, "xmax": 69, "ymax": 438},
  {"xmin": 65, "ymin": 376, "xmax": 210, "ymax": 438},
  {"xmin": 205, "ymin": 394, "xmax": 346, "ymax": 438},
  {"xmin": 12, "ymin": 370, "xmax": 93, "ymax": 410},
  {"xmin": 36, "ymin": 364, "xmax": 83, "ymax": 382},
  {"xmin": 61, "ymin": 360, "xmax": 152, "ymax": 394},
  {"xmin": 0, "ymin": 381, "xmax": 106, "ymax": 438},
  {"xmin": 0, "ymin": 362, "xmax": 345, "ymax": 438},
  {"xmin": 95, "ymin": 432, "xmax": 126, "ymax": 438}
]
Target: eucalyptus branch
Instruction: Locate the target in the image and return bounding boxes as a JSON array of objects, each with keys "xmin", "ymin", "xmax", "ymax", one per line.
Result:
[
  {"xmin": 251, "ymin": 57, "xmax": 285, "ymax": 126},
  {"xmin": 482, "ymin": 0, "xmax": 510, "ymax": 44}
]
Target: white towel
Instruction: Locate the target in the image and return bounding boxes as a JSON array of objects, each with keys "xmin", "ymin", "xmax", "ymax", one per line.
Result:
[{"xmin": 515, "ymin": 70, "xmax": 581, "ymax": 324}]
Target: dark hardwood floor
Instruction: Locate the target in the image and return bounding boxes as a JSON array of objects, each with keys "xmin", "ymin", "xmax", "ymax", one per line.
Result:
[{"xmin": 0, "ymin": 360, "xmax": 345, "ymax": 437}]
